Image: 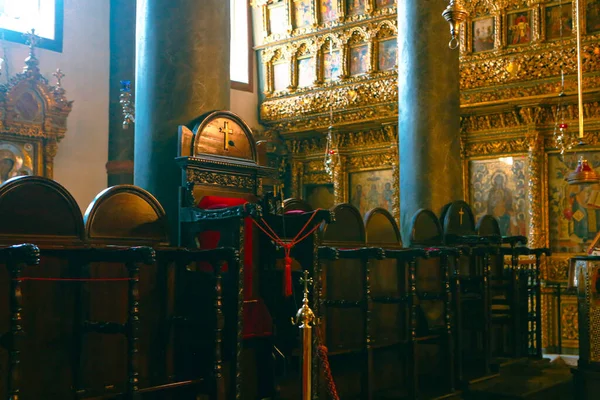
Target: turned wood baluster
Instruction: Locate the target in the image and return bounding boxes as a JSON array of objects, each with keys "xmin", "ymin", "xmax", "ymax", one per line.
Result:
[
  {"xmin": 534, "ymin": 254, "xmax": 542, "ymax": 358},
  {"xmin": 126, "ymin": 260, "xmax": 141, "ymax": 398},
  {"xmin": 7, "ymin": 259, "xmax": 24, "ymax": 400},
  {"xmin": 214, "ymin": 260, "xmax": 226, "ymax": 400},
  {"xmin": 407, "ymin": 258, "xmax": 417, "ymax": 400},
  {"xmin": 235, "ymin": 222, "xmax": 244, "ymax": 400},
  {"xmin": 364, "ymin": 255, "xmax": 373, "ymax": 400},
  {"xmin": 442, "ymin": 254, "xmax": 455, "ymax": 392}
]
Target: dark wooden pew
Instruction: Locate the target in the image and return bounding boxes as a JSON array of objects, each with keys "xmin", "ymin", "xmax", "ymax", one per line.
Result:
[
  {"xmin": 0, "ymin": 243, "xmax": 40, "ymax": 400},
  {"xmin": 85, "ymin": 184, "xmax": 244, "ymax": 400},
  {"xmin": 408, "ymin": 209, "xmax": 458, "ymax": 397},
  {"xmin": 0, "ymin": 177, "xmax": 244, "ymax": 399}
]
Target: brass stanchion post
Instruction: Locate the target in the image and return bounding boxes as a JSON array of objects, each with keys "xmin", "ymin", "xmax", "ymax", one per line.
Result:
[{"xmin": 292, "ymin": 270, "xmax": 316, "ymax": 400}]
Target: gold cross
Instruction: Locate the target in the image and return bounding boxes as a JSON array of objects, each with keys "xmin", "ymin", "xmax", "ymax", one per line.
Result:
[
  {"xmin": 53, "ymin": 69, "xmax": 65, "ymax": 87},
  {"xmin": 23, "ymin": 29, "xmax": 40, "ymax": 50},
  {"xmin": 219, "ymin": 121, "xmax": 234, "ymax": 151},
  {"xmin": 459, "ymin": 208, "xmax": 465, "ymax": 225},
  {"xmin": 299, "ymin": 270, "xmax": 313, "ymax": 296}
]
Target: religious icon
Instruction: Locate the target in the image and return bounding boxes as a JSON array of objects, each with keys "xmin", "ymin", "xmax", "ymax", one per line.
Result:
[
  {"xmin": 273, "ymin": 62, "xmax": 290, "ymax": 91},
  {"xmin": 546, "ymin": 3, "xmax": 573, "ymax": 40},
  {"xmin": 0, "ymin": 142, "xmax": 34, "ymax": 184},
  {"xmin": 348, "ymin": 0, "xmax": 365, "ymax": 16},
  {"xmin": 304, "ymin": 184, "xmax": 334, "ymax": 209},
  {"xmin": 507, "ymin": 11, "xmax": 532, "ymax": 45},
  {"xmin": 376, "ymin": 0, "xmax": 395, "ymax": 9},
  {"xmin": 321, "ymin": 0, "xmax": 337, "ymax": 22},
  {"xmin": 472, "ymin": 17, "xmax": 495, "ymax": 52},
  {"xmin": 378, "ymin": 38, "xmax": 397, "ymax": 70},
  {"xmin": 324, "ymin": 50, "xmax": 341, "ymax": 80},
  {"xmin": 269, "ymin": 4, "xmax": 287, "ymax": 35},
  {"xmin": 349, "ymin": 169, "xmax": 394, "ymax": 216},
  {"xmin": 297, "ymin": 57, "xmax": 315, "ymax": 88},
  {"xmin": 350, "ymin": 44, "xmax": 369, "ymax": 76},
  {"xmin": 469, "ymin": 157, "xmax": 529, "ymax": 237},
  {"xmin": 549, "ymin": 152, "xmax": 600, "ymax": 252},
  {"xmin": 587, "ymin": 0, "xmax": 600, "ymax": 33},
  {"xmin": 294, "ymin": 0, "xmax": 313, "ymax": 28}
]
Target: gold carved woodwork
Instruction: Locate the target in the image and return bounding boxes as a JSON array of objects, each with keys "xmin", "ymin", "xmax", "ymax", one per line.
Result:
[
  {"xmin": 186, "ymin": 169, "xmax": 257, "ymax": 191},
  {"xmin": 0, "ymin": 61, "xmax": 72, "ymax": 181}
]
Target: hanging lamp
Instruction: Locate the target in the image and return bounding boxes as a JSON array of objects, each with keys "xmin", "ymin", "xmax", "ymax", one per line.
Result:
[{"xmin": 566, "ymin": 0, "xmax": 599, "ymax": 185}]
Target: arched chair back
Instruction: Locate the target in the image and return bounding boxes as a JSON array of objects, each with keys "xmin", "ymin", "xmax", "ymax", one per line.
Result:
[
  {"xmin": 409, "ymin": 209, "xmax": 443, "ymax": 247},
  {"xmin": 0, "ymin": 176, "xmax": 84, "ymax": 397},
  {"xmin": 407, "ymin": 208, "xmax": 454, "ymax": 392},
  {"xmin": 476, "ymin": 214, "xmax": 501, "ymax": 237},
  {"xmin": 282, "ymin": 198, "xmax": 313, "ymax": 213},
  {"xmin": 320, "ymin": 203, "xmax": 365, "ymax": 244},
  {"xmin": 441, "ymin": 200, "xmax": 476, "ymax": 240},
  {"xmin": 365, "ymin": 207, "xmax": 401, "ymax": 247},
  {"xmin": 84, "ymin": 185, "xmax": 169, "ymax": 245},
  {"xmin": 364, "ymin": 208, "xmax": 408, "ymax": 395},
  {"xmin": 0, "ymin": 176, "xmax": 84, "ymax": 245},
  {"xmin": 318, "ymin": 203, "xmax": 367, "ymax": 398}
]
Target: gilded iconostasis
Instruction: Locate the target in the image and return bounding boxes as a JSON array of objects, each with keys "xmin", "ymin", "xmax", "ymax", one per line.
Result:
[{"xmin": 253, "ymin": 0, "xmax": 600, "ymax": 354}]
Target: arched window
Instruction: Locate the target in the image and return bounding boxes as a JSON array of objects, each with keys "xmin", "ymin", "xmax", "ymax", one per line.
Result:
[
  {"xmin": 230, "ymin": 0, "xmax": 253, "ymax": 91},
  {"xmin": 0, "ymin": 0, "xmax": 63, "ymax": 52}
]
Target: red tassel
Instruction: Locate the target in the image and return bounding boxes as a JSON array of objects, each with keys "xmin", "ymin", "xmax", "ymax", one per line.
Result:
[{"xmin": 284, "ymin": 255, "xmax": 292, "ymax": 297}]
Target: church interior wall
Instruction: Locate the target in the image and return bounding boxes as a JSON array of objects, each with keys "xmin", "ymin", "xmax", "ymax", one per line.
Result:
[
  {"xmin": 252, "ymin": 0, "xmax": 600, "ymax": 356},
  {"xmin": 1, "ymin": 0, "xmax": 110, "ymax": 211}
]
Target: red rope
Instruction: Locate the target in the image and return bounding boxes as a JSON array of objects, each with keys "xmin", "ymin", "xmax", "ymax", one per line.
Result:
[
  {"xmin": 315, "ymin": 329, "xmax": 339, "ymax": 400},
  {"xmin": 14, "ymin": 277, "xmax": 131, "ymax": 282},
  {"xmin": 250, "ymin": 210, "xmax": 321, "ymax": 297}
]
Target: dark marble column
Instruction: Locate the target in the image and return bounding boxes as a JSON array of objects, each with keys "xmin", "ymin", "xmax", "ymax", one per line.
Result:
[
  {"xmin": 107, "ymin": 0, "xmax": 136, "ymax": 186},
  {"xmin": 398, "ymin": 0, "xmax": 463, "ymax": 243},
  {"xmin": 135, "ymin": 0, "xmax": 230, "ymax": 243}
]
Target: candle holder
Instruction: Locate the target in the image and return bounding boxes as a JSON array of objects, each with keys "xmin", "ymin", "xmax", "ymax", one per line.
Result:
[{"xmin": 120, "ymin": 80, "xmax": 135, "ymax": 129}]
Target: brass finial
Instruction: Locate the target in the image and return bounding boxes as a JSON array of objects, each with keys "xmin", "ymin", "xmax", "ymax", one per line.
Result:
[
  {"xmin": 292, "ymin": 270, "xmax": 316, "ymax": 328},
  {"xmin": 22, "ymin": 29, "xmax": 40, "ymax": 75}
]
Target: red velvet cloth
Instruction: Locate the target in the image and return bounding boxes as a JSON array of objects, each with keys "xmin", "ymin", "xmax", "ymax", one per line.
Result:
[{"xmin": 196, "ymin": 196, "xmax": 272, "ymax": 339}]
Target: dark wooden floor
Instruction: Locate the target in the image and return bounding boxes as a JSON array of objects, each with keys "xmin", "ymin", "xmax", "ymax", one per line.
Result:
[{"xmin": 461, "ymin": 357, "xmax": 574, "ymax": 400}]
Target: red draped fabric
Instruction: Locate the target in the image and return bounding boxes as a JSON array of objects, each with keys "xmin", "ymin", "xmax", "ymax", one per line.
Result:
[{"xmin": 196, "ymin": 196, "xmax": 272, "ymax": 338}]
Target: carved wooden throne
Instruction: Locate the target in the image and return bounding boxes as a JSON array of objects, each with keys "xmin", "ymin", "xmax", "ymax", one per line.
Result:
[{"xmin": 177, "ymin": 110, "xmax": 277, "ymax": 399}]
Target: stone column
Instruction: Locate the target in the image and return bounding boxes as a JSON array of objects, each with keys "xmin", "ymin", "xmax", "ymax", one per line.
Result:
[
  {"xmin": 135, "ymin": 0, "xmax": 230, "ymax": 243},
  {"xmin": 398, "ymin": 0, "xmax": 463, "ymax": 243},
  {"xmin": 107, "ymin": 0, "xmax": 136, "ymax": 186}
]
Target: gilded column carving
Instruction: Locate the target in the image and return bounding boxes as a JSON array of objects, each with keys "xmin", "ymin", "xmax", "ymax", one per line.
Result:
[
  {"xmin": 391, "ymin": 145, "xmax": 400, "ymax": 223},
  {"xmin": 333, "ymin": 155, "xmax": 345, "ymax": 204},
  {"xmin": 367, "ymin": 34, "xmax": 376, "ymax": 74},
  {"xmin": 265, "ymin": 60, "xmax": 274, "ymax": 94},
  {"xmin": 285, "ymin": 0, "xmax": 294, "ymax": 33},
  {"xmin": 291, "ymin": 160, "xmax": 303, "ymax": 198},
  {"xmin": 314, "ymin": 45, "xmax": 324, "ymax": 84},
  {"xmin": 44, "ymin": 139, "xmax": 58, "ymax": 179},
  {"xmin": 530, "ymin": 2, "xmax": 541, "ymax": 42},
  {"xmin": 261, "ymin": 5, "xmax": 270, "ymax": 37},
  {"xmin": 312, "ymin": 0, "xmax": 320, "ymax": 26},
  {"xmin": 289, "ymin": 52, "xmax": 298, "ymax": 90},
  {"xmin": 340, "ymin": 40, "xmax": 350, "ymax": 79},
  {"xmin": 366, "ymin": 0, "xmax": 375, "ymax": 15},
  {"xmin": 526, "ymin": 129, "xmax": 544, "ymax": 249},
  {"xmin": 335, "ymin": 0, "xmax": 345, "ymax": 21},
  {"xmin": 494, "ymin": 13, "xmax": 502, "ymax": 49}
]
